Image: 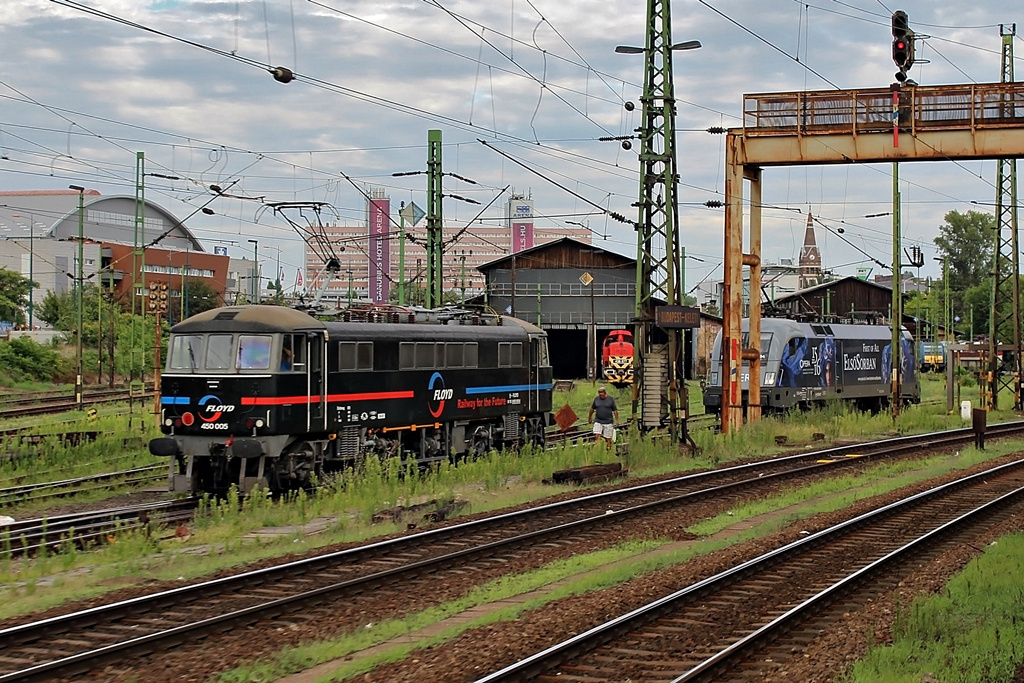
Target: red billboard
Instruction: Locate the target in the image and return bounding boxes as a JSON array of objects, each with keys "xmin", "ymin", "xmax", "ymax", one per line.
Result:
[{"xmin": 368, "ymin": 197, "xmax": 390, "ymax": 303}]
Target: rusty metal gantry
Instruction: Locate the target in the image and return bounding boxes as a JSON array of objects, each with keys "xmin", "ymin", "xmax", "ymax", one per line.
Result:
[{"xmin": 722, "ymin": 81, "xmax": 1024, "ymax": 432}]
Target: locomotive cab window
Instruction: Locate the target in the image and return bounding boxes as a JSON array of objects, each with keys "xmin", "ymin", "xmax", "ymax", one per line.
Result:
[
  {"xmin": 279, "ymin": 334, "xmax": 307, "ymax": 372},
  {"xmin": 740, "ymin": 332, "xmax": 774, "ymax": 361},
  {"xmin": 338, "ymin": 342, "xmax": 373, "ymax": 371},
  {"xmin": 532, "ymin": 337, "xmax": 550, "ymax": 367},
  {"xmin": 237, "ymin": 335, "xmax": 272, "ymax": 370},
  {"xmin": 498, "ymin": 342, "xmax": 523, "ymax": 368},
  {"xmin": 169, "ymin": 335, "xmax": 202, "ymax": 370},
  {"xmin": 206, "ymin": 334, "xmax": 233, "ymax": 370}
]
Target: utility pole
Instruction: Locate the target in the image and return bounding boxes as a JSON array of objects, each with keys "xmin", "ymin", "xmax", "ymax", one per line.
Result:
[
  {"xmin": 426, "ymin": 129, "xmax": 443, "ymax": 308},
  {"xmin": 247, "ymin": 239, "xmax": 260, "ymax": 304},
  {"xmin": 617, "ymin": 0, "xmax": 700, "ymax": 447},
  {"xmin": 70, "ymin": 185, "xmax": 86, "ymax": 412},
  {"xmin": 134, "ymin": 152, "xmax": 146, "ymax": 388},
  {"xmin": 987, "ymin": 23, "xmax": 1021, "ymax": 410},
  {"xmin": 28, "ymin": 213, "xmax": 34, "ymax": 329},
  {"xmin": 399, "ymin": 202, "xmax": 407, "ymax": 305},
  {"xmin": 459, "ymin": 251, "xmax": 468, "ymax": 306},
  {"xmin": 891, "ymin": 162, "xmax": 902, "ymax": 420}
]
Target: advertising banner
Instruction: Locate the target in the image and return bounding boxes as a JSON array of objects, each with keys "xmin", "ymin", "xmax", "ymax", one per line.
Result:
[
  {"xmin": 368, "ymin": 197, "xmax": 390, "ymax": 303},
  {"xmin": 509, "ymin": 199, "xmax": 534, "ymax": 253}
]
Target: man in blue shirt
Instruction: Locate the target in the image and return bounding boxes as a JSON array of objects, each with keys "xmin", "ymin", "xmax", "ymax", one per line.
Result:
[{"xmin": 588, "ymin": 386, "xmax": 619, "ymax": 450}]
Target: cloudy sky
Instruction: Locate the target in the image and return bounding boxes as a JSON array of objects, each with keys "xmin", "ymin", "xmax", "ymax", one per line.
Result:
[{"xmin": 1, "ymin": 0, "xmax": 1021, "ymax": 298}]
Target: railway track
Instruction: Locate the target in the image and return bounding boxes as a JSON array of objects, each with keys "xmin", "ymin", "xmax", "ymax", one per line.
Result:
[
  {"xmin": 0, "ymin": 389, "xmax": 154, "ymax": 420},
  {"xmin": 0, "ymin": 421, "xmax": 1020, "ymax": 682},
  {"xmin": 0, "ymin": 465, "xmax": 166, "ymax": 509},
  {"xmin": 0, "ymin": 498, "xmax": 195, "ymax": 559},
  {"xmin": 475, "ymin": 460, "xmax": 1024, "ymax": 682}
]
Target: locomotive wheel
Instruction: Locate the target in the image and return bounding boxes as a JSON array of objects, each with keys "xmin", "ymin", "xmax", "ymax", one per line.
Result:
[
  {"xmin": 469, "ymin": 425, "xmax": 493, "ymax": 458},
  {"xmin": 524, "ymin": 415, "xmax": 546, "ymax": 450}
]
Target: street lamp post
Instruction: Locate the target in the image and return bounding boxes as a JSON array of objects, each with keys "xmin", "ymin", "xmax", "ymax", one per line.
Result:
[
  {"xmin": 346, "ymin": 269, "xmax": 354, "ymax": 308},
  {"xmin": 247, "ymin": 239, "xmax": 259, "ymax": 303},
  {"xmin": 934, "ymin": 255, "xmax": 951, "ymax": 412},
  {"xmin": 459, "ymin": 251, "xmax": 470, "ymax": 306},
  {"xmin": 69, "ymin": 185, "xmax": 86, "ymax": 411},
  {"xmin": 263, "ymin": 244, "xmax": 282, "ymax": 302},
  {"xmin": 27, "ymin": 214, "xmax": 34, "ymax": 329}
]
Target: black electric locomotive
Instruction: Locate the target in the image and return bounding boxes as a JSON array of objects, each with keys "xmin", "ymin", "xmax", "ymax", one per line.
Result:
[
  {"xmin": 703, "ymin": 318, "xmax": 920, "ymax": 415},
  {"xmin": 149, "ymin": 305, "xmax": 554, "ymax": 495}
]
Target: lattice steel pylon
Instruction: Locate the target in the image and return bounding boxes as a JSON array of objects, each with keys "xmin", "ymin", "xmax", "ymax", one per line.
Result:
[
  {"xmin": 426, "ymin": 129, "xmax": 444, "ymax": 309},
  {"xmin": 987, "ymin": 24, "xmax": 1022, "ymax": 411},
  {"xmin": 629, "ymin": 0, "xmax": 691, "ymax": 447}
]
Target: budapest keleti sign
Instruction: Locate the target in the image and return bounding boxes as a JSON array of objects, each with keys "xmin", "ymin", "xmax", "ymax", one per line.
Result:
[{"xmin": 655, "ymin": 306, "xmax": 700, "ymax": 329}]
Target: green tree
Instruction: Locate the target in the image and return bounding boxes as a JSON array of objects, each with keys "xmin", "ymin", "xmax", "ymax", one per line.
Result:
[
  {"xmin": 933, "ymin": 210, "xmax": 994, "ymax": 293},
  {"xmin": 176, "ymin": 278, "xmax": 223, "ymax": 323},
  {"xmin": 0, "ymin": 267, "xmax": 33, "ymax": 326},
  {"xmin": 34, "ymin": 285, "xmax": 105, "ymax": 346},
  {"xmin": 933, "ymin": 210, "xmax": 996, "ymax": 338},
  {"xmin": 961, "ymin": 281, "xmax": 991, "ymax": 340},
  {"xmin": 36, "ymin": 288, "xmax": 75, "ymax": 328},
  {"xmin": 0, "ymin": 336, "xmax": 71, "ymax": 382}
]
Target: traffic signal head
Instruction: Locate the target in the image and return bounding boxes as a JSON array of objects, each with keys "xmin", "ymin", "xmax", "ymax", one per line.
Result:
[
  {"xmin": 892, "ymin": 33, "xmax": 915, "ymax": 71},
  {"xmin": 891, "ymin": 11, "xmax": 915, "ymax": 72},
  {"xmin": 891, "ymin": 11, "xmax": 909, "ymax": 39}
]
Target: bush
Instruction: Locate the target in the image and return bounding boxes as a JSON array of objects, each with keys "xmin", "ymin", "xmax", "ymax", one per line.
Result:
[{"xmin": 0, "ymin": 337, "xmax": 71, "ymax": 382}]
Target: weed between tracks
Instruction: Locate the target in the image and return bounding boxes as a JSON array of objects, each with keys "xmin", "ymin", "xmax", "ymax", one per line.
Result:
[{"xmin": 209, "ymin": 439, "xmax": 1022, "ymax": 683}]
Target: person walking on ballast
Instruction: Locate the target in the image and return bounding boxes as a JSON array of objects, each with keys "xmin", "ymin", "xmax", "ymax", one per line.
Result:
[{"xmin": 588, "ymin": 386, "xmax": 619, "ymax": 450}]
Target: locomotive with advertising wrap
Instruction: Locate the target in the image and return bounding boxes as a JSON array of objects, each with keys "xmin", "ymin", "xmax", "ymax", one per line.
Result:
[
  {"xmin": 149, "ymin": 305, "xmax": 553, "ymax": 495},
  {"xmin": 703, "ymin": 318, "xmax": 920, "ymax": 415}
]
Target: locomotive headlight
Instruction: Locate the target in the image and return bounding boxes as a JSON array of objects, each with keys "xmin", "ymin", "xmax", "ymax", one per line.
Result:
[
  {"xmin": 710, "ymin": 372, "xmax": 719, "ymax": 384},
  {"xmin": 764, "ymin": 372, "xmax": 776, "ymax": 386},
  {"xmin": 164, "ymin": 418, "xmax": 174, "ymax": 427},
  {"xmin": 256, "ymin": 419, "xmax": 264, "ymax": 428}
]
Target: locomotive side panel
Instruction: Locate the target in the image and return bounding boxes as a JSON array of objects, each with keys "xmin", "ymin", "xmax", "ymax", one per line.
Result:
[
  {"xmin": 704, "ymin": 318, "xmax": 920, "ymax": 415},
  {"xmin": 151, "ymin": 306, "xmax": 554, "ymax": 495}
]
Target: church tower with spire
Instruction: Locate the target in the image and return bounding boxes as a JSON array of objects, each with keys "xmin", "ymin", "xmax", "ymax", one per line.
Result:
[{"xmin": 799, "ymin": 212, "xmax": 823, "ymax": 289}]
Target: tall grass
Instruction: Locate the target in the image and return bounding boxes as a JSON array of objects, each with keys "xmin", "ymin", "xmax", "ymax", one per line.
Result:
[
  {"xmin": 844, "ymin": 533, "xmax": 1024, "ymax": 683},
  {"xmin": 0, "ymin": 411, "xmax": 161, "ymax": 506}
]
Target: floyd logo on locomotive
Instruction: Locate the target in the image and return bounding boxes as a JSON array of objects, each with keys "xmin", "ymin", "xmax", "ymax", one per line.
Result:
[
  {"xmin": 427, "ymin": 372, "xmax": 449, "ymax": 418},
  {"xmin": 198, "ymin": 394, "xmax": 235, "ymax": 422}
]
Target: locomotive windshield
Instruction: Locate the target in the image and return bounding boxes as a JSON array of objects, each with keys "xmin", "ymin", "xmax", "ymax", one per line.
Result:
[
  {"xmin": 206, "ymin": 334, "xmax": 233, "ymax": 369},
  {"xmin": 169, "ymin": 335, "xmax": 202, "ymax": 370},
  {"xmin": 237, "ymin": 335, "xmax": 272, "ymax": 369},
  {"xmin": 166, "ymin": 333, "xmax": 281, "ymax": 372}
]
